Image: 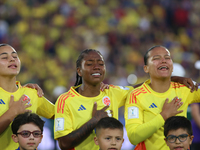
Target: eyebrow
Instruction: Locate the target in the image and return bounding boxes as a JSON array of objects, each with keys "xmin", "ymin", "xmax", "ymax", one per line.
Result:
[
  {"xmin": 86, "ymin": 59, "xmax": 104, "ymax": 61},
  {"xmin": 153, "ymin": 54, "xmax": 170, "ymax": 57},
  {"xmin": 0, "ymin": 51, "xmax": 17, "ymax": 56}
]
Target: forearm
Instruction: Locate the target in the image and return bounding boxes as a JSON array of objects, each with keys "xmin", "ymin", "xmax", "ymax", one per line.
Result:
[
  {"xmin": 192, "ymin": 115, "xmax": 200, "ymax": 128},
  {"xmin": 127, "ymin": 114, "xmax": 164, "ymax": 145},
  {"xmin": 171, "ymin": 76, "xmax": 180, "ymax": 82},
  {"xmin": 190, "ymin": 104, "xmax": 200, "ymax": 128},
  {"xmin": 0, "ymin": 110, "xmax": 16, "ymax": 134},
  {"xmin": 58, "ymin": 117, "xmax": 99, "ymax": 150},
  {"xmin": 171, "ymin": 76, "xmax": 198, "ymax": 92}
]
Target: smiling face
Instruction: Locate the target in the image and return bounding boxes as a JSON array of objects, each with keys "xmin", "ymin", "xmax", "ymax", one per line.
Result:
[
  {"xmin": 165, "ymin": 128, "xmax": 194, "ymax": 150},
  {"xmin": 94, "ymin": 128, "xmax": 124, "ymax": 150},
  {"xmin": 12, "ymin": 123, "xmax": 43, "ymax": 150},
  {"xmin": 77, "ymin": 51, "xmax": 106, "ymax": 86},
  {"xmin": 0, "ymin": 45, "xmax": 21, "ymax": 77},
  {"xmin": 144, "ymin": 46, "xmax": 173, "ymax": 80}
]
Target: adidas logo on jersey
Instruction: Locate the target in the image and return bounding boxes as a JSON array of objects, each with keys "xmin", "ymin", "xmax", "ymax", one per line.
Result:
[
  {"xmin": 149, "ymin": 103, "xmax": 157, "ymax": 108},
  {"xmin": 0, "ymin": 99, "xmax": 5, "ymax": 104},
  {"xmin": 78, "ymin": 105, "xmax": 86, "ymax": 111}
]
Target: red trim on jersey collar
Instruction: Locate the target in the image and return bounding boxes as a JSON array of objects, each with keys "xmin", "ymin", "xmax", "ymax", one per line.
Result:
[
  {"xmin": 143, "ymin": 84, "xmax": 151, "ymax": 93},
  {"xmin": 71, "ymin": 87, "xmax": 80, "ymax": 96},
  {"xmin": 57, "ymin": 90, "xmax": 77, "ymax": 113}
]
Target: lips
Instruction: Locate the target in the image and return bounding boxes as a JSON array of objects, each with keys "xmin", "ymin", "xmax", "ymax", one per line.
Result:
[
  {"xmin": 8, "ymin": 64, "xmax": 17, "ymax": 68},
  {"xmin": 158, "ymin": 66, "xmax": 168, "ymax": 70},
  {"xmin": 92, "ymin": 73, "xmax": 101, "ymax": 76},
  {"xmin": 27, "ymin": 142, "xmax": 35, "ymax": 146},
  {"xmin": 174, "ymin": 146, "xmax": 183, "ymax": 150}
]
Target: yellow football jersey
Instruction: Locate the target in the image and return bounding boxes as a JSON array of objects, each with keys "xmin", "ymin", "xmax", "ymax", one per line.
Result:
[
  {"xmin": 0, "ymin": 81, "xmax": 55, "ymax": 150},
  {"xmin": 125, "ymin": 79, "xmax": 200, "ymax": 150},
  {"xmin": 54, "ymin": 84, "xmax": 133, "ymax": 150}
]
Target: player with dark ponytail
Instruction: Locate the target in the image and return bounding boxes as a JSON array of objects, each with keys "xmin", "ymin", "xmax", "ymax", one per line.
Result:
[{"xmin": 54, "ymin": 49, "xmax": 134, "ymax": 150}]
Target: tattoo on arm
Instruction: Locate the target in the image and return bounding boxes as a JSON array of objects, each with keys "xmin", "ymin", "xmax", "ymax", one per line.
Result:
[{"xmin": 59, "ymin": 117, "xmax": 99, "ymax": 149}]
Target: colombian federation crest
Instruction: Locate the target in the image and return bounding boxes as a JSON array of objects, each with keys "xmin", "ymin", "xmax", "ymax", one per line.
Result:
[
  {"xmin": 102, "ymin": 96, "xmax": 110, "ymax": 106},
  {"xmin": 23, "ymin": 95, "xmax": 30, "ymax": 104}
]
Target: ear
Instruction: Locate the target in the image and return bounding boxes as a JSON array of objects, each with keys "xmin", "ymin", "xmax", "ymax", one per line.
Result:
[
  {"xmin": 164, "ymin": 138, "xmax": 170, "ymax": 147},
  {"xmin": 143, "ymin": 65, "xmax": 149, "ymax": 73},
  {"xmin": 122, "ymin": 138, "xmax": 124, "ymax": 143},
  {"xmin": 11, "ymin": 134, "xmax": 19, "ymax": 143},
  {"xmin": 77, "ymin": 67, "xmax": 82, "ymax": 77},
  {"xmin": 94, "ymin": 137, "xmax": 99, "ymax": 145},
  {"xmin": 189, "ymin": 135, "xmax": 194, "ymax": 145},
  {"xmin": 39, "ymin": 135, "xmax": 43, "ymax": 143}
]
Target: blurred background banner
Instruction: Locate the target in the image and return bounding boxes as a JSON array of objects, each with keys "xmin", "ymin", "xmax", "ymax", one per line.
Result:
[{"xmin": 1, "ymin": 0, "xmax": 200, "ymax": 149}]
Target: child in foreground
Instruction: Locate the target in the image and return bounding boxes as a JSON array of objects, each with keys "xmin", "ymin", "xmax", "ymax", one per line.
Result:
[
  {"xmin": 11, "ymin": 112, "xmax": 45, "ymax": 150},
  {"xmin": 164, "ymin": 116, "xmax": 194, "ymax": 150},
  {"xmin": 94, "ymin": 117, "xmax": 124, "ymax": 150}
]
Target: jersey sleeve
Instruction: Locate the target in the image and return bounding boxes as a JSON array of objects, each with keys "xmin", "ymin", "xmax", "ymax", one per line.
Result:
[
  {"xmin": 189, "ymin": 86, "xmax": 200, "ymax": 104},
  {"xmin": 110, "ymin": 85, "xmax": 134, "ymax": 108},
  {"xmin": 125, "ymin": 95, "xmax": 165, "ymax": 145},
  {"xmin": 54, "ymin": 94, "xmax": 73, "ymax": 139},
  {"xmin": 36, "ymin": 96, "xmax": 55, "ymax": 119}
]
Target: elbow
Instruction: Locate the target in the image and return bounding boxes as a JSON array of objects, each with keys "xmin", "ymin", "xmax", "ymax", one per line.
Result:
[
  {"xmin": 129, "ymin": 136, "xmax": 138, "ymax": 146},
  {"xmin": 130, "ymin": 139, "xmax": 140, "ymax": 146},
  {"xmin": 58, "ymin": 138, "xmax": 73, "ymax": 150},
  {"xmin": 59, "ymin": 143, "xmax": 72, "ymax": 150},
  {"xmin": 59, "ymin": 146, "xmax": 71, "ymax": 150},
  {"xmin": 127, "ymin": 131, "xmax": 141, "ymax": 145}
]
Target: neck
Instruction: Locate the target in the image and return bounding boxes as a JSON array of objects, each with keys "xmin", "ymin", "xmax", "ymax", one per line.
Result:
[
  {"xmin": 149, "ymin": 77, "xmax": 171, "ymax": 93},
  {"xmin": 0, "ymin": 76, "xmax": 18, "ymax": 92},
  {"xmin": 79, "ymin": 83, "xmax": 101, "ymax": 97}
]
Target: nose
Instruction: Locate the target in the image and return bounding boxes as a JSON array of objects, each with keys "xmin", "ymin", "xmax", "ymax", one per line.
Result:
[
  {"xmin": 111, "ymin": 139, "xmax": 116, "ymax": 145},
  {"xmin": 161, "ymin": 57, "xmax": 166, "ymax": 63},
  {"xmin": 9, "ymin": 56, "xmax": 15, "ymax": 62},
  {"xmin": 29, "ymin": 133, "xmax": 35, "ymax": 139},
  {"xmin": 175, "ymin": 137, "xmax": 181, "ymax": 144},
  {"xmin": 93, "ymin": 63, "xmax": 100, "ymax": 69}
]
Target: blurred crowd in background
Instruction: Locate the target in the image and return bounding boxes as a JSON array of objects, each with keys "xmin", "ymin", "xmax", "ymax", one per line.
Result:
[{"xmin": 1, "ymin": 0, "xmax": 200, "ymax": 149}]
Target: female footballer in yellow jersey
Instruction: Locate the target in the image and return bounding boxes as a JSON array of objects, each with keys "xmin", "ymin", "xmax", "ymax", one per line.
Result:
[
  {"xmin": 54, "ymin": 49, "xmax": 134, "ymax": 150},
  {"xmin": 125, "ymin": 46, "xmax": 200, "ymax": 150},
  {"xmin": 0, "ymin": 44, "xmax": 55, "ymax": 150},
  {"xmin": 54, "ymin": 49, "xmax": 197, "ymax": 150}
]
